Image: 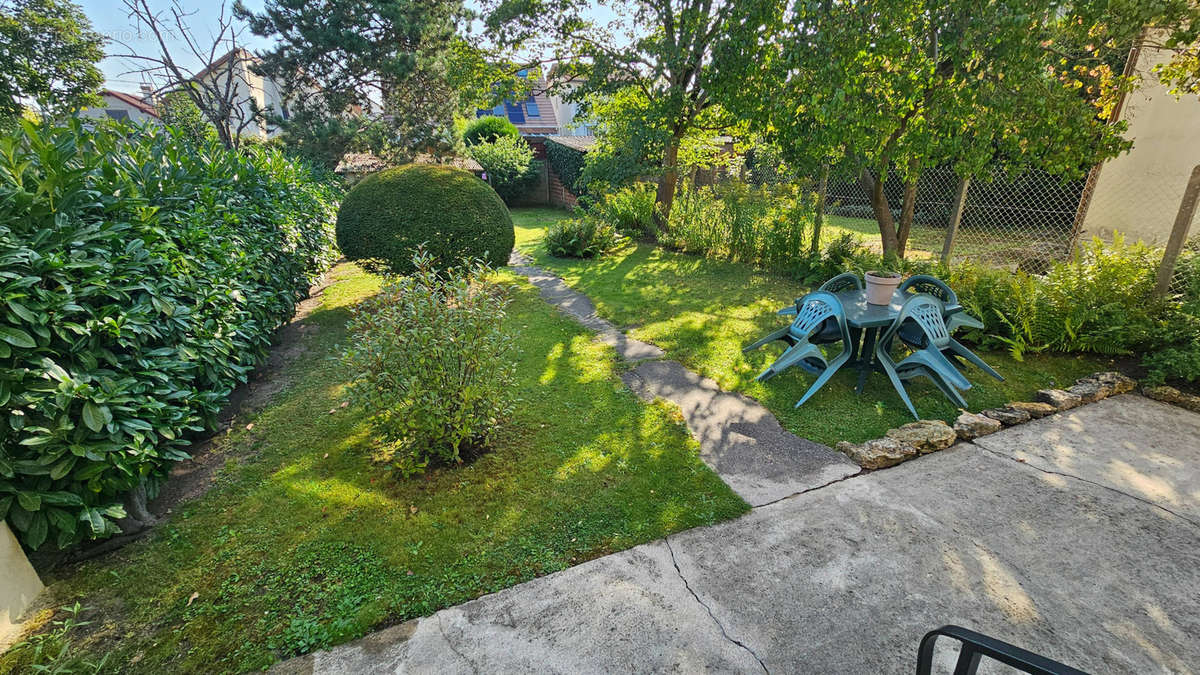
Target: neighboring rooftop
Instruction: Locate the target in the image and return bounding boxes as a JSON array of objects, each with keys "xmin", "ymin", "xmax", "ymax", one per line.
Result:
[
  {"xmin": 545, "ymin": 135, "xmax": 596, "ymax": 153},
  {"xmin": 477, "ymin": 72, "xmax": 559, "ymax": 136},
  {"xmin": 102, "ymin": 89, "xmax": 158, "ymax": 117}
]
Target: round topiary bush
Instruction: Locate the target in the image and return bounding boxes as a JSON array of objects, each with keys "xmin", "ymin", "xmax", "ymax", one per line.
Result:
[
  {"xmin": 336, "ymin": 164, "xmax": 514, "ymax": 275},
  {"xmin": 463, "ymin": 115, "xmax": 519, "ymax": 146}
]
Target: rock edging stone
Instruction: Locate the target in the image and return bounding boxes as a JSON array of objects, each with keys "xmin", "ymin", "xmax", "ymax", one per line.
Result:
[{"xmin": 834, "ymin": 371, "xmax": 1140, "ymax": 469}]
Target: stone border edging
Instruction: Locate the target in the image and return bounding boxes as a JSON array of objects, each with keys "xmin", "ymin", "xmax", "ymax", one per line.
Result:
[{"xmin": 835, "ymin": 371, "xmax": 1140, "ymax": 469}]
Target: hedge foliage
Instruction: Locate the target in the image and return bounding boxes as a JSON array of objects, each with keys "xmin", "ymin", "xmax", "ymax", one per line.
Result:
[
  {"xmin": 467, "ymin": 136, "xmax": 542, "ymax": 205},
  {"xmin": 336, "ymin": 163, "xmax": 514, "ymax": 275},
  {"xmin": 462, "ymin": 116, "xmax": 519, "ymax": 146},
  {"xmin": 0, "ymin": 120, "xmax": 339, "ymax": 550},
  {"xmin": 545, "ymin": 138, "xmax": 586, "ymax": 193}
]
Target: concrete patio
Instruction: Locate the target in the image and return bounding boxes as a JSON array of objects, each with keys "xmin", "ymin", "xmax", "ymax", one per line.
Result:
[{"xmin": 275, "ymin": 394, "xmax": 1200, "ymax": 674}]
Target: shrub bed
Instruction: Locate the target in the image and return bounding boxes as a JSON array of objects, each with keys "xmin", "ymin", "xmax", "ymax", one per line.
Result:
[{"xmin": 0, "ymin": 120, "xmax": 339, "ymax": 549}]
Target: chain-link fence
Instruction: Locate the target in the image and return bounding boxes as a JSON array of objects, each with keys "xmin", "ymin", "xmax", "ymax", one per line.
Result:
[{"xmin": 805, "ymin": 161, "xmax": 1200, "ymax": 303}]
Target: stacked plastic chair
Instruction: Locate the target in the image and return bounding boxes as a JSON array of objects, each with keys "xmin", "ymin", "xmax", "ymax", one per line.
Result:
[
  {"xmin": 876, "ymin": 294, "xmax": 1002, "ymax": 419},
  {"xmin": 898, "ymin": 274, "xmax": 984, "ymax": 334},
  {"xmin": 743, "ymin": 291, "xmax": 854, "ymax": 408}
]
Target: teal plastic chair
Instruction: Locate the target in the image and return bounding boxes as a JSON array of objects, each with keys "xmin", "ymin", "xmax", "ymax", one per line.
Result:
[
  {"xmin": 777, "ymin": 272, "xmax": 862, "ymax": 317},
  {"xmin": 744, "ymin": 291, "xmax": 854, "ymax": 407},
  {"xmin": 899, "ymin": 274, "xmax": 985, "ymax": 334},
  {"xmin": 876, "ymin": 294, "xmax": 974, "ymax": 419}
]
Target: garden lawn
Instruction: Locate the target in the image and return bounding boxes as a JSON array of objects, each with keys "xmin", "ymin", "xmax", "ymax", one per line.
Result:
[
  {"xmin": 7, "ymin": 262, "xmax": 746, "ymax": 674},
  {"xmin": 514, "ymin": 208, "xmax": 1114, "ymax": 445}
]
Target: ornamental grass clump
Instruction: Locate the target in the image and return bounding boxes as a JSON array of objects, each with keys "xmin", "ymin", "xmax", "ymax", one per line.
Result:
[{"xmin": 341, "ymin": 251, "xmax": 515, "ymax": 475}]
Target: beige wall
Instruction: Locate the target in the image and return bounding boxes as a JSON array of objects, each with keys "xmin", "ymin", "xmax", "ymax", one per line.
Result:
[
  {"xmin": 1, "ymin": 521, "xmax": 43, "ymax": 645},
  {"xmin": 1082, "ymin": 42, "xmax": 1200, "ymax": 245}
]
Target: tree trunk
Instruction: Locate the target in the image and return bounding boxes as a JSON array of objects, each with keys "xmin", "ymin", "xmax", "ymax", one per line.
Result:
[
  {"xmin": 859, "ymin": 168, "xmax": 900, "ymax": 260},
  {"xmin": 897, "ymin": 175, "xmax": 918, "ymax": 259},
  {"xmin": 810, "ymin": 164, "xmax": 830, "ymax": 255},
  {"xmin": 654, "ymin": 135, "xmax": 682, "ymax": 231}
]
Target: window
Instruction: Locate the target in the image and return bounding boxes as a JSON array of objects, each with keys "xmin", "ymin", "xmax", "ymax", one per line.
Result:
[{"xmin": 105, "ymin": 109, "xmax": 129, "ymax": 121}]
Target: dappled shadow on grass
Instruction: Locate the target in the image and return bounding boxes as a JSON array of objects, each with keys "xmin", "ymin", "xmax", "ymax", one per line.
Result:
[
  {"xmin": 512, "ymin": 209, "xmax": 1114, "ymax": 446},
  {"xmin": 41, "ymin": 263, "xmax": 745, "ymax": 674}
]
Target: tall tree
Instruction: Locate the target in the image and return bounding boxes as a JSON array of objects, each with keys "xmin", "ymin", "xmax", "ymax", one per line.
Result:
[
  {"xmin": 0, "ymin": 0, "xmax": 104, "ymax": 120},
  {"xmin": 236, "ymin": 0, "xmax": 515, "ymax": 162},
  {"xmin": 727, "ymin": 0, "xmax": 1164, "ymax": 260},
  {"xmin": 485, "ymin": 0, "xmax": 775, "ymax": 226}
]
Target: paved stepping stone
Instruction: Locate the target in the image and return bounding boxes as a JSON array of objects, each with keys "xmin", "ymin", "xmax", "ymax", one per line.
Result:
[{"xmin": 510, "ymin": 253, "xmax": 859, "ymax": 506}]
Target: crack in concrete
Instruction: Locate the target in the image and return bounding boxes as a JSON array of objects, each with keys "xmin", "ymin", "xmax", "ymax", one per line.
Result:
[
  {"xmin": 752, "ymin": 468, "xmax": 866, "ymax": 508},
  {"xmin": 973, "ymin": 444, "xmax": 1200, "ymax": 530},
  {"xmin": 436, "ymin": 613, "xmax": 479, "ymax": 674},
  {"xmin": 664, "ymin": 537, "xmax": 770, "ymax": 674}
]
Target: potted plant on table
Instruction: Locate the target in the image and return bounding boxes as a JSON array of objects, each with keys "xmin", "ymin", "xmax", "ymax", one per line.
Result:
[{"xmin": 864, "ymin": 269, "xmax": 903, "ymax": 305}]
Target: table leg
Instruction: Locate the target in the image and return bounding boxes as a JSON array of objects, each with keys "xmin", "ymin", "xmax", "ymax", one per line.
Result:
[{"xmin": 855, "ymin": 327, "xmax": 878, "ymax": 396}]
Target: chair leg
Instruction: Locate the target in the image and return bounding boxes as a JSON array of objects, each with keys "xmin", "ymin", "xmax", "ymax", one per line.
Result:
[
  {"xmin": 910, "ymin": 366, "xmax": 969, "ymax": 409},
  {"xmin": 795, "ymin": 352, "xmax": 851, "ymax": 408},
  {"xmin": 949, "ymin": 339, "xmax": 1004, "ymax": 381},
  {"xmin": 878, "ymin": 350, "xmax": 920, "ymax": 420},
  {"xmin": 756, "ymin": 343, "xmax": 824, "ymax": 382},
  {"xmin": 743, "ymin": 326, "xmax": 790, "ymax": 354}
]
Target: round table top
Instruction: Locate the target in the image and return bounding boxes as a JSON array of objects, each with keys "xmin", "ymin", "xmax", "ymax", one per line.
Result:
[{"xmin": 832, "ymin": 289, "xmax": 962, "ymax": 328}]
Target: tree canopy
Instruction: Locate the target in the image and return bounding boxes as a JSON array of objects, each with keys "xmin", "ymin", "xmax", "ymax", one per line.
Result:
[
  {"xmin": 485, "ymin": 0, "xmax": 775, "ymax": 224},
  {"xmin": 0, "ymin": 0, "xmax": 104, "ymax": 120},
  {"xmin": 720, "ymin": 0, "xmax": 1180, "ymax": 259},
  {"xmin": 237, "ymin": 0, "xmax": 520, "ymax": 162}
]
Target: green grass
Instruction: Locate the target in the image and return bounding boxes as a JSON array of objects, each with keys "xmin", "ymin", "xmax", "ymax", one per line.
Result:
[
  {"xmin": 820, "ymin": 214, "xmax": 1060, "ymax": 262},
  {"xmin": 5, "ymin": 262, "xmax": 746, "ymax": 674},
  {"xmin": 514, "ymin": 208, "xmax": 1114, "ymax": 445}
]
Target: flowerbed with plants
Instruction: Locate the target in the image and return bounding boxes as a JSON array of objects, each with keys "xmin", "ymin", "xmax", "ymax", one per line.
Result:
[{"xmin": 0, "ymin": 120, "xmax": 339, "ymax": 551}]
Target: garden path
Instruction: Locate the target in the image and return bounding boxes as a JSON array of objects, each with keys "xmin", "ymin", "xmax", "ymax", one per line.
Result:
[
  {"xmin": 275, "ymin": 394, "xmax": 1200, "ymax": 673},
  {"xmin": 507, "ymin": 252, "xmax": 860, "ymax": 506}
]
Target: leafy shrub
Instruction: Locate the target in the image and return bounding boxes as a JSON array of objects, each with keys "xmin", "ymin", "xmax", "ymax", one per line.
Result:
[
  {"xmin": 658, "ymin": 179, "xmax": 817, "ymax": 270},
  {"xmin": 545, "ymin": 137, "xmax": 587, "ymax": 193},
  {"xmin": 0, "ymin": 119, "xmax": 338, "ymax": 550},
  {"xmin": 462, "ymin": 115, "xmax": 519, "ymax": 146},
  {"xmin": 467, "ymin": 135, "xmax": 542, "ymax": 205},
  {"xmin": 341, "ymin": 251, "xmax": 515, "ymax": 475},
  {"xmin": 588, "ymin": 183, "xmax": 657, "ymax": 238},
  {"xmin": 336, "ymin": 163, "xmax": 514, "ymax": 275},
  {"xmin": 544, "ymin": 217, "xmax": 627, "ymax": 258}
]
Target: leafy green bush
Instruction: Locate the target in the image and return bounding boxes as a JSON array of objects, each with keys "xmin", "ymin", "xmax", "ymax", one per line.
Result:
[
  {"xmin": 588, "ymin": 183, "xmax": 657, "ymax": 238},
  {"xmin": 0, "ymin": 119, "xmax": 338, "ymax": 549},
  {"xmin": 544, "ymin": 217, "xmax": 627, "ymax": 258},
  {"xmin": 336, "ymin": 163, "xmax": 514, "ymax": 275},
  {"xmin": 658, "ymin": 180, "xmax": 817, "ymax": 270},
  {"xmin": 341, "ymin": 251, "xmax": 515, "ymax": 475},
  {"xmin": 467, "ymin": 136, "xmax": 542, "ymax": 205},
  {"xmin": 545, "ymin": 138, "xmax": 587, "ymax": 192},
  {"xmin": 462, "ymin": 115, "xmax": 519, "ymax": 146}
]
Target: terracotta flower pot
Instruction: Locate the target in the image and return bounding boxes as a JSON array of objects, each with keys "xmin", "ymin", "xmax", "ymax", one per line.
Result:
[{"xmin": 865, "ymin": 271, "xmax": 902, "ymax": 305}]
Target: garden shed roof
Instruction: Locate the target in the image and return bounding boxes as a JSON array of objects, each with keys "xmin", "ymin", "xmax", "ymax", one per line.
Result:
[{"xmin": 545, "ymin": 135, "xmax": 596, "ymax": 153}]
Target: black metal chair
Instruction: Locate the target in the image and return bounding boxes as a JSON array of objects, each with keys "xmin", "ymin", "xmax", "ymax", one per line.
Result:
[{"xmin": 916, "ymin": 625, "xmax": 1089, "ymax": 675}]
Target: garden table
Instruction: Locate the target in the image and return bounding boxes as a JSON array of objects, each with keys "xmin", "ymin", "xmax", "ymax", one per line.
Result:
[{"xmin": 830, "ymin": 288, "xmax": 964, "ymax": 396}]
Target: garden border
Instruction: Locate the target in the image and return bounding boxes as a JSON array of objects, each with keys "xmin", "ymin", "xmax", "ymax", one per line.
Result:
[{"xmin": 833, "ymin": 371, "xmax": 1151, "ymax": 469}]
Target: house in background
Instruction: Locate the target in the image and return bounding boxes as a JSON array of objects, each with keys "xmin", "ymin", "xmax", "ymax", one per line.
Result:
[
  {"xmin": 79, "ymin": 88, "xmax": 160, "ymax": 124},
  {"xmin": 546, "ymin": 77, "xmax": 595, "ymax": 137},
  {"xmin": 476, "ymin": 70, "xmax": 560, "ymax": 136},
  {"xmin": 193, "ymin": 48, "xmax": 291, "ymax": 140}
]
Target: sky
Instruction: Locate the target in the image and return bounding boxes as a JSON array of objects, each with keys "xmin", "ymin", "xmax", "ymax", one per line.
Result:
[
  {"xmin": 77, "ymin": 0, "xmax": 273, "ymax": 91},
  {"xmin": 78, "ymin": 0, "xmax": 620, "ymax": 92}
]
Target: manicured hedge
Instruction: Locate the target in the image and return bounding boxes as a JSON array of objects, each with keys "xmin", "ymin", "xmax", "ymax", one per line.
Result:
[
  {"xmin": 0, "ymin": 120, "xmax": 339, "ymax": 550},
  {"xmin": 336, "ymin": 163, "xmax": 514, "ymax": 275}
]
